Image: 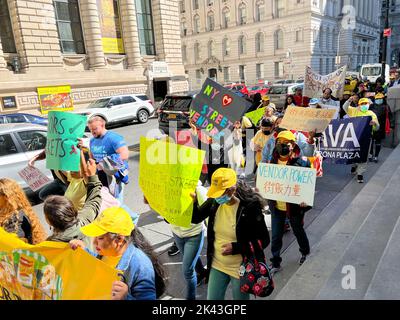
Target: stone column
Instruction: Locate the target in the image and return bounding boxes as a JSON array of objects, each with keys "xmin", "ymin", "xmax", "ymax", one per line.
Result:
[
  {"xmin": 119, "ymin": 0, "xmax": 144, "ymax": 72},
  {"xmin": 80, "ymin": 0, "xmax": 107, "ymax": 69}
]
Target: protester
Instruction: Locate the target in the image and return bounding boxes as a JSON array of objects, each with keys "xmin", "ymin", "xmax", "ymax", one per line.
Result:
[
  {"xmin": 343, "ymin": 97, "xmax": 380, "ymax": 183},
  {"xmin": 293, "ymin": 87, "xmax": 309, "ymax": 107},
  {"xmin": 70, "ymin": 207, "xmax": 165, "ymax": 300},
  {"xmin": 64, "ymin": 170, "xmax": 87, "ymax": 211},
  {"xmin": 0, "ymin": 178, "xmax": 47, "ymax": 244},
  {"xmin": 268, "ymin": 131, "xmax": 311, "ymax": 273},
  {"xmin": 320, "ymin": 88, "xmax": 340, "ymax": 119},
  {"xmin": 369, "ymin": 92, "xmax": 394, "ymax": 162},
  {"xmin": 191, "ymin": 168, "xmax": 270, "ymax": 300},
  {"xmin": 260, "ymin": 95, "xmax": 276, "ymax": 111},
  {"xmin": 250, "ymin": 118, "xmax": 274, "ymax": 167},
  {"xmin": 44, "ymin": 152, "xmax": 102, "ymax": 245},
  {"xmin": 284, "ymin": 95, "xmax": 296, "ymax": 111},
  {"xmin": 340, "ymin": 91, "xmax": 352, "ymax": 119},
  {"xmin": 247, "ymin": 92, "xmax": 262, "ymax": 113},
  {"xmin": 308, "ymin": 98, "xmax": 321, "ymax": 108},
  {"xmin": 258, "ymin": 104, "xmax": 277, "ymax": 126},
  {"xmin": 373, "ymin": 77, "xmax": 388, "ymax": 94},
  {"xmin": 240, "ymin": 115, "xmax": 256, "ymax": 156}
]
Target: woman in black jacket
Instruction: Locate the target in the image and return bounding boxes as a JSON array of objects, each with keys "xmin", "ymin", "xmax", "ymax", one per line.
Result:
[{"xmin": 191, "ymin": 168, "xmax": 270, "ymax": 300}]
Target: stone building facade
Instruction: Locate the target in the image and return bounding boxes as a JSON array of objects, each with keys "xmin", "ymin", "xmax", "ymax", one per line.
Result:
[
  {"xmin": 381, "ymin": 0, "xmax": 400, "ymax": 67},
  {"xmin": 0, "ymin": 0, "xmax": 188, "ymax": 113},
  {"xmin": 179, "ymin": 0, "xmax": 382, "ymax": 90}
]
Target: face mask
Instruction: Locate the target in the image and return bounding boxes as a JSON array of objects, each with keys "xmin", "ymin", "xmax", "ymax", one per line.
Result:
[
  {"xmin": 276, "ymin": 143, "xmax": 290, "ymax": 156},
  {"xmin": 375, "ymin": 99, "xmax": 383, "ymax": 105},
  {"xmin": 263, "ymin": 130, "xmax": 271, "ymax": 136},
  {"xmin": 215, "ymin": 194, "xmax": 232, "ymax": 205},
  {"xmin": 360, "ymin": 105, "xmax": 369, "ymax": 112}
]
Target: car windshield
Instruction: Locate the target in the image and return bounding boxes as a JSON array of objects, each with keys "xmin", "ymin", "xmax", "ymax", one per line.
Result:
[
  {"xmin": 362, "ymin": 67, "xmax": 381, "ymax": 77},
  {"xmin": 137, "ymin": 95, "xmax": 149, "ymax": 101},
  {"xmin": 88, "ymin": 98, "xmax": 110, "ymax": 108},
  {"xmin": 160, "ymin": 97, "xmax": 192, "ymax": 111},
  {"xmin": 269, "ymin": 86, "xmax": 288, "ymax": 94},
  {"xmin": 250, "ymin": 86, "xmax": 261, "ymax": 90}
]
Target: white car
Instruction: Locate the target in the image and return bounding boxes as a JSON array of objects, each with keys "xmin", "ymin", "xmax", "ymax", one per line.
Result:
[
  {"xmin": 78, "ymin": 94, "xmax": 155, "ymax": 125},
  {"xmin": 268, "ymin": 83, "xmax": 304, "ymax": 109}
]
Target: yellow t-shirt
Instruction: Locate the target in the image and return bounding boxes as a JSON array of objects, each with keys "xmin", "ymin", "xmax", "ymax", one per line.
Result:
[
  {"xmin": 276, "ymin": 159, "xmax": 288, "ymax": 211},
  {"xmin": 347, "ymin": 106, "xmax": 379, "ymax": 131},
  {"xmin": 101, "ymin": 255, "xmax": 122, "ymax": 268},
  {"xmin": 212, "ymin": 200, "xmax": 242, "ymax": 279},
  {"xmin": 64, "ymin": 173, "xmax": 87, "ymax": 211},
  {"xmin": 251, "ymin": 130, "xmax": 272, "ymax": 165}
]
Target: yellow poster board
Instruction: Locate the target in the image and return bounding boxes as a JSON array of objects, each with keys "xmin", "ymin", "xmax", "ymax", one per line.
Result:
[
  {"xmin": 37, "ymin": 85, "xmax": 74, "ymax": 114},
  {"xmin": 139, "ymin": 137, "xmax": 206, "ymax": 228},
  {"xmin": 0, "ymin": 228, "xmax": 118, "ymax": 300}
]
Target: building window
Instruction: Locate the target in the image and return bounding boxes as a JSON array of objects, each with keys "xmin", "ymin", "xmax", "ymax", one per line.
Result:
[
  {"xmin": 222, "ymin": 7, "xmax": 230, "ymax": 28},
  {"xmin": 179, "ymin": 0, "xmax": 185, "ymax": 13},
  {"xmin": 196, "ymin": 69, "xmax": 201, "ymax": 80},
  {"xmin": 274, "ymin": 0, "xmax": 284, "ymax": 18},
  {"xmin": 319, "ymin": 57, "xmax": 323, "ymax": 74},
  {"xmin": 238, "ymin": 35, "xmax": 245, "ymax": 55},
  {"xmin": 181, "ymin": 20, "xmax": 187, "ymax": 36},
  {"xmin": 274, "ymin": 29, "xmax": 283, "ymax": 50},
  {"xmin": 208, "ymin": 40, "xmax": 215, "ymax": 58},
  {"xmin": 296, "ymin": 29, "xmax": 303, "ymax": 42},
  {"xmin": 239, "ymin": 65, "xmax": 245, "ymax": 81},
  {"xmin": 136, "ymin": 0, "xmax": 156, "ymax": 55},
  {"xmin": 193, "ymin": 15, "xmax": 200, "ymax": 33},
  {"xmin": 0, "ymin": 0, "xmax": 16, "ymax": 53},
  {"xmin": 182, "ymin": 44, "xmax": 187, "ymax": 62},
  {"xmin": 255, "ymin": 32, "xmax": 264, "ymax": 53},
  {"xmin": 274, "ymin": 61, "xmax": 283, "ymax": 77},
  {"xmin": 54, "ymin": 0, "xmax": 85, "ymax": 54},
  {"xmin": 223, "ymin": 67, "xmax": 230, "ymax": 82},
  {"xmin": 193, "ymin": 0, "xmax": 199, "ymax": 10},
  {"xmin": 256, "ymin": 63, "xmax": 264, "ymax": 80},
  {"xmin": 255, "ymin": 1, "xmax": 265, "ymax": 22},
  {"xmin": 207, "ymin": 12, "xmax": 215, "ymax": 31},
  {"xmin": 222, "ymin": 37, "xmax": 230, "ymax": 56},
  {"xmin": 313, "ymin": 29, "xmax": 319, "ymax": 43},
  {"xmin": 194, "ymin": 42, "xmax": 200, "ymax": 60},
  {"xmin": 238, "ymin": 3, "xmax": 246, "ymax": 25}
]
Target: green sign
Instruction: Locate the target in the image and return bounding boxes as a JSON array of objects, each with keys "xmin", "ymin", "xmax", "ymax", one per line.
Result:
[
  {"xmin": 46, "ymin": 111, "xmax": 87, "ymax": 171},
  {"xmin": 245, "ymin": 107, "xmax": 266, "ymax": 126}
]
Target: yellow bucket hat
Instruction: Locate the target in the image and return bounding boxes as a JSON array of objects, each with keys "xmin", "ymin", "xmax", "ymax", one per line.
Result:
[
  {"xmin": 375, "ymin": 92, "xmax": 385, "ymax": 99},
  {"xmin": 80, "ymin": 207, "xmax": 135, "ymax": 237},
  {"xmin": 358, "ymin": 98, "xmax": 370, "ymax": 106},
  {"xmin": 277, "ymin": 130, "xmax": 296, "ymax": 142},
  {"xmin": 207, "ymin": 168, "xmax": 237, "ymax": 199},
  {"xmin": 262, "ymin": 95, "xmax": 270, "ymax": 101}
]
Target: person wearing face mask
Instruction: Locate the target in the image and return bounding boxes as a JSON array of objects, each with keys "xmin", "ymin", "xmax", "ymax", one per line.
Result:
[
  {"xmin": 320, "ymin": 88, "xmax": 340, "ymax": 119},
  {"xmin": 369, "ymin": 92, "xmax": 394, "ymax": 163},
  {"xmin": 342, "ymin": 96, "xmax": 380, "ymax": 183},
  {"xmin": 268, "ymin": 131, "xmax": 312, "ymax": 274},
  {"xmin": 191, "ymin": 168, "xmax": 270, "ymax": 300},
  {"xmin": 250, "ymin": 118, "xmax": 274, "ymax": 167}
]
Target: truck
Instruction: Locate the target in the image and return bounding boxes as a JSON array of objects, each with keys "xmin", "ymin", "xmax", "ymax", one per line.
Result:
[{"xmin": 360, "ymin": 63, "xmax": 390, "ymax": 84}]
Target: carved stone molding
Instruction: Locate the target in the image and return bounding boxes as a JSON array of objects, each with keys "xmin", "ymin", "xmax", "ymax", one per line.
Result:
[
  {"xmin": 106, "ymin": 55, "xmax": 127, "ymax": 64},
  {"xmin": 62, "ymin": 55, "xmax": 87, "ymax": 66}
]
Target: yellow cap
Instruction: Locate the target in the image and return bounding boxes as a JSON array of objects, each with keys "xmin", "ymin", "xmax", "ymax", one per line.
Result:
[
  {"xmin": 375, "ymin": 92, "xmax": 385, "ymax": 99},
  {"xmin": 343, "ymin": 91, "xmax": 352, "ymax": 95},
  {"xmin": 358, "ymin": 98, "xmax": 370, "ymax": 105},
  {"xmin": 277, "ymin": 130, "xmax": 296, "ymax": 142},
  {"xmin": 80, "ymin": 207, "xmax": 135, "ymax": 237},
  {"xmin": 207, "ymin": 168, "xmax": 237, "ymax": 198},
  {"xmin": 262, "ymin": 95, "xmax": 270, "ymax": 101}
]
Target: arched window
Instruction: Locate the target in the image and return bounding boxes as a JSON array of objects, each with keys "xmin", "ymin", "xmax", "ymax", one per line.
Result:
[
  {"xmin": 238, "ymin": 3, "xmax": 246, "ymax": 25},
  {"xmin": 222, "ymin": 7, "xmax": 230, "ymax": 29},
  {"xmin": 182, "ymin": 44, "xmax": 187, "ymax": 62},
  {"xmin": 255, "ymin": 1, "xmax": 265, "ymax": 22},
  {"xmin": 274, "ymin": 29, "xmax": 283, "ymax": 50},
  {"xmin": 193, "ymin": 15, "xmax": 200, "ymax": 34},
  {"xmin": 222, "ymin": 37, "xmax": 230, "ymax": 56},
  {"xmin": 194, "ymin": 42, "xmax": 201, "ymax": 60},
  {"xmin": 208, "ymin": 40, "xmax": 215, "ymax": 58},
  {"xmin": 238, "ymin": 35, "xmax": 246, "ymax": 55},
  {"xmin": 255, "ymin": 32, "xmax": 264, "ymax": 53},
  {"xmin": 207, "ymin": 11, "xmax": 215, "ymax": 31}
]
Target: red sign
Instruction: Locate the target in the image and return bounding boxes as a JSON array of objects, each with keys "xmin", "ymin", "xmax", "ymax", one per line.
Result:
[{"xmin": 384, "ymin": 28, "xmax": 392, "ymax": 37}]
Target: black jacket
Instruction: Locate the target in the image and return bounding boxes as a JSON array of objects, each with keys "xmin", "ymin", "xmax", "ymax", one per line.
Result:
[
  {"xmin": 192, "ymin": 197, "xmax": 270, "ymax": 279},
  {"xmin": 369, "ymin": 103, "xmax": 394, "ymax": 140}
]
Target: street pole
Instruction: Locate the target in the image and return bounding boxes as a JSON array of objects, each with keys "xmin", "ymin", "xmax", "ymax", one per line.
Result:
[
  {"xmin": 336, "ymin": 27, "xmax": 342, "ymax": 69},
  {"xmin": 382, "ymin": 0, "xmax": 390, "ymax": 81}
]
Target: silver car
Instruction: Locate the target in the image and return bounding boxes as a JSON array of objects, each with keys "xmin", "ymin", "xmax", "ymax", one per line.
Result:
[
  {"xmin": 0, "ymin": 123, "xmax": 53, "ymax": 192},
  {"xmin": 268, "ymin": 83, "xmax": 304, "ymax": 109}
]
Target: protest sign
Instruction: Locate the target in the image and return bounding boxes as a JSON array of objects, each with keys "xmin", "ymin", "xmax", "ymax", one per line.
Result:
[
  {"xmin": 190, "ymin": 78, "xmax": 251, "ymax": 139},
  {"xmin": 304, "ymin": 66, "xmax": 347, "ymax": 99},
  {"xmin": 280, "ymin": 105, "xmax": 336, "ymax": 133},
  {"xmin": 18, "ymin": 166, "xmax": 51, "ymax": 192},
  {"xmin": 38, "ymin": 86, "xmax": 74, "ymax": 114},
  {"xmin": 257, "ymin": 163, "xmax": 317, "ymax": 206},
  {"xmin": 245, "ymin": 107, "xmax": 266, "ymax": 126},
  {"xmin": 0, "ymin": 228, "xmax": 118, "ymax": 300},
  {"xmin": 45, "ymin": 111, "xmax": 87, "ymax": 171},
  {"xmin": 139, "ymin": 137, "xmax": 206, "ymax": 228},
  {"xmin": 320, "ymin": 117, "xmax": 372, "ymax": 164}
]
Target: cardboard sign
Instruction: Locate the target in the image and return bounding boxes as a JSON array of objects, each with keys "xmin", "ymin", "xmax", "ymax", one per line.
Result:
[
  {"xmin": 257, "ymin": 163, "xmax": 317, "ymax": 206},
  {"xmin": 320, "ymin": 117, "xmax": 372, "ymax": 164},
  {"xmin": 45, "ymin": 111, "xmax": 87, "ymax": 171},
  {"xmin": 139, "ymin": 137, "xmax": 205, "ymax": 228},
  {"xmin": 304, "ymin": 65, "xmax": 347, "ymax": 99},
  {"xmin": 18, "ymin": 166, "xmax": 51, "ymax": 192},
  {"xmin": 280, "ymin": 105, "xmax": 337, "ymax": 133},
  {"xmin": 38, "ymin": 86, "xmax": 74, "ymax": 114},
  {"xmin": 190, "ymin": 78, "xmax": 251, "ymax": 139},
  {"xmin": 245, "ymin": 107, "xmax": 266, "ymax": 126}
]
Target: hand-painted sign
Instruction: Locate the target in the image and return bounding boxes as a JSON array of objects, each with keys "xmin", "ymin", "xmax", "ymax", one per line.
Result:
[
  {"xmin": 304, "ymin": 65, "xmax": 347, "ymax": 99},
  {"xmin": 18, "ymin": 166, "xmax": 52, "ymax": 192}
]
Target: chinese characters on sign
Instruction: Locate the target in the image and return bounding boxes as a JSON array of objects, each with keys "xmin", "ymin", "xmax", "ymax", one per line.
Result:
[{"xmin": 304, "ymin": 65, "xmax": 347, "ymax": 99}]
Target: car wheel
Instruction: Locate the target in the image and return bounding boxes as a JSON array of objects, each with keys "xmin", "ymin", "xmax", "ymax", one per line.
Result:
[{"xmin": 137, "ymin": 109, "xmax": 149, "ymax": 123}]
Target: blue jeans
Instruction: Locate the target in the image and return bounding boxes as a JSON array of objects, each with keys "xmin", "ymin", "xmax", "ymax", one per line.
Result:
[
  {"xmin": 173, "ymin": 230, "xmax": 204, "ymax": 300},
  {"xmin": 207, "ymin": 268, "xmax": 250, "ymax": 300}
]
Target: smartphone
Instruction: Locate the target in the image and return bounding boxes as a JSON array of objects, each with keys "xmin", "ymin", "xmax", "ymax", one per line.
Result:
[{"xmin": 81, "ymin": 146, "xmax": 90, "ymax": 162}]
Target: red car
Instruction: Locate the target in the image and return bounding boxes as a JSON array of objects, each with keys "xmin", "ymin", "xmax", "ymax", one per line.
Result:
[
  {"xmin": 248, "ymin": 84, "xmax": 270, "ymax": 98},
  {"xmin": 223, "ymin": 83, "xmax": 249, "ymax": 97}
]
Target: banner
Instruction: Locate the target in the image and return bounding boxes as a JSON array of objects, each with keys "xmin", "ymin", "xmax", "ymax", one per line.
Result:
[
  {"xmin": 139, "ymin": 137, "xmax": 205, "ymax": 228},
  {"xmin": 256, "ymin": 163, "xmax": 317, "ymax": 206},
  {"xmin": 280, "ymin": 105, "xmax": 337, "ymax": 133},
  {"xmin": 245, "ymin": 107, "xmax": 266, "ymax": 126},
  {"xmin": 38, "ymin": 86, "xmax": 74, "ymax": 114},
  {"xmin": 18, "ymin": 166, "xmax": 52, "ymax": 192},
  {"xmin": 190, "ymin": 78, "xmax": 251, "ymax": 139},
  {"xmin": 0, "ymin": 228, "xmax": 118, "ymax": 300},
  {"xmin": 97, "ymin": 0, "xmax": 125, "ymax": 54},
  {"xmin": 304, "ymin": 65, "xmax": 347, "ymax": 99},
  {"xmin": 46, "ymin": 111, "xmax": 87, "ymax": 171},
  {"xmin": 320, "ymin": 117, "xmax": 372, "ymax": 164}
]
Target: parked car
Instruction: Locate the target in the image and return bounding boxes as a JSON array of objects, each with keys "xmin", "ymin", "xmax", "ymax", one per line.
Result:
[
  {"xmin": 224, "ymin": 83, "xmax": 249, "ymax": 96},
  {"xmin": 158, "ymin": 94, "xmax": 194, "ymax": 134},
  {"xmin": 0, "ymin": 113, "xmax": 48, "ymax": 126},
  {"xmin": 268, "ymin": 83, "xmax": 304, "ymax": 109},
  {"xmin": 0, "ymin": 123, "xmax": 53, "ymax": 192},
  {"xmin": 248, "ymin": 84, "xmax": 270, "ymax": 97},
  {"xmin": 274, "ymin": 79, "xmax": 297, "ymax": 85},
  {"xmin": 77, "ymin": 94, "xmax": 155, "ymax": 126}
]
